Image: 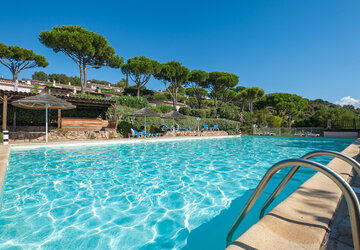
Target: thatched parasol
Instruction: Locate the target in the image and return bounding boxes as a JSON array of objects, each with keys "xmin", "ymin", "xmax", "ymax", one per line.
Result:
[
  {"xmin": 12, "ymin": 93, "xmax": 76, "ymax": 142},
  {"xmin": 161, "ymin": 111, "xmax": 186, "ymax": 131},
  {"xmin": 129, "ymin": 108, "xmax": 160, "ymax": 132}
]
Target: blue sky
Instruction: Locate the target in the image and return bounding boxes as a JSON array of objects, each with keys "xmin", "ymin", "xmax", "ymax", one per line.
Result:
[{"xmin": 0, "ymin": 0, "xmax": 359, "ymax": 104}]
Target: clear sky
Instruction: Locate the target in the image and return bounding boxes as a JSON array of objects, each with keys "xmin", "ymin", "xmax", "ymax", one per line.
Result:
[{"xmin": 0, "ymin": 0, "xmax": 359, "ymax": 104}]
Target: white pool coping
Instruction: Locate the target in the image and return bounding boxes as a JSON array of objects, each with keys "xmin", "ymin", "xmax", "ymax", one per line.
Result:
[{"xmin": 10, "ymin": 135, "xmax": 242, "ymax": 150}]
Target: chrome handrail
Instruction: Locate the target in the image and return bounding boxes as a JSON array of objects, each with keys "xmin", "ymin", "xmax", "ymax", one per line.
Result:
[
  {"xmin": 225, "ymin": 158, "xmax": 360, "ymax": 249},
  {"xmin": 259, "ymin": 150, "xmax": 360, "ymax": 219}
]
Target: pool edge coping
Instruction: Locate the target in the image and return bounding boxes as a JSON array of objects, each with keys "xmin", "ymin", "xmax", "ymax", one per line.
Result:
[
  {"xmin": 9, "ymin": 135, "xmax": 241, "ymax": 150},
  {"xmin": 226, "ymin": 138, "xmax": 360, "ymax": 249},
  {"xmin": 0, "ymin": 145, "xmax": 10, "ymax": 191}
]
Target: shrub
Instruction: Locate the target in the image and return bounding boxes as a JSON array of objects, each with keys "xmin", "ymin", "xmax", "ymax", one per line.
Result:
[
  {"xmin": 118, "ymin": 121, "xmax": 133, "ymax": 137},
  {"xmin": 73, "ymin": 93, "xmax": 108, "ymax": 100},
  {"xmin": 151, "ymin": 92, "xmax": 168, "ymax": 101},
  {"xmin": 149, "ymin": 106, "xmax": 162, "ymax": 113},
  {"xmin": 157, "ymin": 104, "xmax": 176, "ymax": 113},
  {"xmin": 101, "ymin": 89, "xmax": 118, "ymax": 94},
  {"xmin": 56, "ymin": 128, "xmax": 69, "ymax": 136},
  {"xmin": 178, "ymin": 117, "xmax": 242, "ymax": 134},
  {"xmin": 218, "ymin": 105, "xmax": 240, "ymax": 120},
  {"xmin": 108, "ymin": 132, "xmax": 115, "ymax": 139},
  {"xmin": 123, "ymin": 87, "xmax": 154, "ymax": 96},
  {"xmin": 267, "ymin": 115, "xmax": 282, "ymax": 128},
  {"xmin": 202, "ymin": 99, "xmax": 215, "ymax": 108},
  {"xmin": 179, "ymin": 106, "xmax": 191, "ymax": 115},
  {"xmin": 190, "ymin": 109, "xmax": 207, "ymax": 118},
  {"xmin": 186, "ymin": 97, "xmax": 198, "ymax": 107},
  {"xmin": 89, "ymin": 133, "xmax": 96, "ymax": 139},
  {"xmin": 113, "ymin": 96, "xmax": 149, "ymax": 109},
  {"xmin": 209, "ymin": 108, "xmax": 217, "ymax": 118}
]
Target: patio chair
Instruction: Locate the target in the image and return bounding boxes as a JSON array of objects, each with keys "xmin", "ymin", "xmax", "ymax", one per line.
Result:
[
  {"xmin": 140, "ymin": 129, "xmax": 161, "ymax": 137},
  {"xmin": 212, "ymin": 124, "xmax": 219, "ymax": 131},
  {"xmin": 202, "ymin": 125, "xmax": 209, "ymax": 131},
  {"xmin": 161, "ymin": 124, "xmax": 174, "ymax": 131},
  {"xmin": 264, "ymin": 131, "xmax": 276, "ymax": 136},
  {"xmin": 177, "ymin": 124, "xmax": 191, "ymax": 131},
  {"xmin": 128, "ymin": 128, "xmax": 144, "ymax": 138}
]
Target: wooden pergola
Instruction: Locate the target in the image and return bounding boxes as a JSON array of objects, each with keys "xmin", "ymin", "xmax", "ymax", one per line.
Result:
[{"xmin": 0, "ymin": 90, "xmax": 117, "ymax": 131}]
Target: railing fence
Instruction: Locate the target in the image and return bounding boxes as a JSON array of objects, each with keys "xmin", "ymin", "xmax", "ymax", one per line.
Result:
[
  {"xmin": 327, "ymin": 119, "xmax": 360, "ymax": 130},
  {"xmin": 253, "ymin": 127, "xmax": 323, "ymax": 137}
]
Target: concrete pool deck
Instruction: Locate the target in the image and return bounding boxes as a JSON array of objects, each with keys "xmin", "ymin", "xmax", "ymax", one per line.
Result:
[
  {"xmin": 0, "ymin": 144, "xmax": 10, "ymax": 190},
  {"xmin": 227, "ymin": 138, "xmax": 360, "ymax": 249}
]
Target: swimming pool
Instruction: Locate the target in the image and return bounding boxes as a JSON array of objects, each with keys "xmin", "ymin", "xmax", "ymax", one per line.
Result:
[{"xmin": 0, "ymin": 136, "xmax": 354, "ymax": 249}]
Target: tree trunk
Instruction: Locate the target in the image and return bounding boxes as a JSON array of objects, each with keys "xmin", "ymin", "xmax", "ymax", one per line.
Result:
[
  {"xmin": 79, "ymin": 65, "xmax": 84, "ymax": 93},
  {"xmin": 196, "ymin": 87, "xmax": 201, "ymax": 109},
  {"xmin": 172, "ymin": 87, "xmax": 178, "ymax": 108},
  {"xmin": 242, "ymin": 102, "xmax": 245, "ymax": 112},
  {"xmin": 214, "ymin": 95, "xmax": 218, "ymax": 109},
  {"xmin": 250, "ymin": 98, "xmax": 253, "ymax": 113},
  {"xmin": 126, "ymin": 73, "xmax": 129, "ymax": 88},
  {"xmin": 197, "ymin": 97, "xmax": 202, "ymax": 109},
  {"xmin": 82, "ymin": 66, "xmax": 87, "ymax": 93},
  {"xmin": 12, "ymin": 72, "xmax": 18, "ymax": 81},
  {"xmin": 288, "ymin": 114, "xmax": 292, "ymax": 129},
  {"xmin": 137, "ymin": 83, "xmax": 141, "ymax": 97},
  {"xmin": 13, "ymin": 72, "xmax": 19, "ymax": 91}
]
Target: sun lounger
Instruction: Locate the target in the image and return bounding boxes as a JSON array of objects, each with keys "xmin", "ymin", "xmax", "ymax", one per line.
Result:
[
  {"xmin": 162, "ymin": 124, "xmax": 174, "ymax": 131},
  {"xmin": 294, "ymin": 133, "xmax": 304, "ymax": 137},
  {"xmin": 212, "ymin": 125, "xmax": 219, "ymax": 131},
  {"xmin": 128, "ymin": 128, "xmax": 144, "ymax": 138},
  {"xmin": 202, "ymin": 125, "xmax": 209, "ymax": 130},
  {"xmin": 264, "ymin": 132, "xmax": 276, "ymax": 136},
  {"xmin": 305, "ymin": 132, "xmax": 320, "ymax": 137},
  {"xmin": 140, "ymin": 129, "xmax": 161, "ymax": 137},
  {"xmin": 177, "ymin": 124, "xmax": 191, "ymax": 131}
]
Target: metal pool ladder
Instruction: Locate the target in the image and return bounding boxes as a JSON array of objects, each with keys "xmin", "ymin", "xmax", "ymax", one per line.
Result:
[{"xmin": 225, "ymin": 152, "xmax": 360, "ymax": 250}]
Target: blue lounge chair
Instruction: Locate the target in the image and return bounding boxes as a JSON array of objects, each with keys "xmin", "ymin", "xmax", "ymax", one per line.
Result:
[
  {"xmin": 177, "ymin": 124, "xmax": 191, "ymax": 131},
  {"xmin": 202, "ymin": 125, "xmax": 209, "ymax": 130},
  {"xmin": 128, "ymin": 128, "xmax": 144, "ymax": 138},
  {"xmin": 162, "ymin": 124, "xmax": 174, "ymax": 131},
  {"xmin": 212, "ymin": 124, "xmax": 219, "ymax": 131},
  {"xmin": 140, "ymin": 129, "xmax": 161, "ymax": 137}
]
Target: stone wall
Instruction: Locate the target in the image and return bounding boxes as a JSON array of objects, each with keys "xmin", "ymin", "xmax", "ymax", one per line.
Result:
[
  {"xmin": 8, "ymin": 126, "xmax": 57, "ymax": 132},
  {"xmin": 9, "ymin": 130, "xmax": 122, "ymax": 143},
  {"xmin": 163, "ymin": 130, "xmax": 228, "ymax": 137}
]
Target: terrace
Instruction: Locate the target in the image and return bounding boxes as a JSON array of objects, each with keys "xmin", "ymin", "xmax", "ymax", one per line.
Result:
[{"xmin": 0, "ymin": 90, "xmax": 120, "ymax": 142}]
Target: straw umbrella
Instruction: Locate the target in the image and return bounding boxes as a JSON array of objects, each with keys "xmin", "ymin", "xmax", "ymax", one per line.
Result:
[
  {"xmin": 129, "ymin": 108, "xmax": 160, "ymax": 132},
  {"xmin": 12, "ymin": 93, "xmax": 76, "ymax": 143},
  {"xmin": 161, "ymin": 111, "xmax": 186, "ymax": 131}
]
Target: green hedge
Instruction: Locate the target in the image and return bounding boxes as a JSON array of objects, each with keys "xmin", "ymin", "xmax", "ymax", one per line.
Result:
[
  {"xmin": 150, "ymin": 104, "xmax": 176, "ymax": 113},
  {"xmin": 112, "ymin": 96, "xmax": 150, "ymax": 109},
  {"xmin": 114, "ymin": 104, "xmax": 243, "ymax": 136}
]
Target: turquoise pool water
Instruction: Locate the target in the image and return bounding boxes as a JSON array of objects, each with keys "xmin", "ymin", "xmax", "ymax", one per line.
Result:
[{"xmin": 0, "ymin": 136, "xmax": 354, "ymax": 249}]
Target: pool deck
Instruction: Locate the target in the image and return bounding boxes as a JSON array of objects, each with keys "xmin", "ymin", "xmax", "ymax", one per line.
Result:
[{"xmin": 227, "ymin": 138, "xmax": 360, "ymax": 249}]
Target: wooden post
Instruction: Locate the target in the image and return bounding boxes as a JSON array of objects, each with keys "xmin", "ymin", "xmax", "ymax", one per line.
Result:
[
  {"xmin": 353, "ymin": 119, "xmax": 356, "ymax": 130},
  {"xmin": 58, "ymin": 109, "xmax": 61, "ymax": 128},
  {"xmin": 2, "ymin": 95, "xmax": 7, "ymax": 130},
  {"xmin": 113, "ymin": 103, "xmax": 117, "ymax": 120},
  {"xmin": 13, "ymin": 106, "xmax": 16, "ymax": 132}
]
